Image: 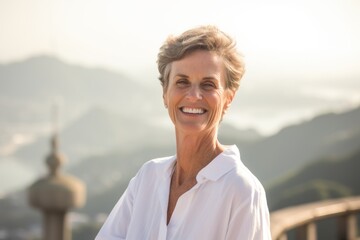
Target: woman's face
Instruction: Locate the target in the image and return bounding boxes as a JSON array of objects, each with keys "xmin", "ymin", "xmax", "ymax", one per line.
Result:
[{"xmin": 163, "ymin": 50, "xmax": 234, "ymax": 135}]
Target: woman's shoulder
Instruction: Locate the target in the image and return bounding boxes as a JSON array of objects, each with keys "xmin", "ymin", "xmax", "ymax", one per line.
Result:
[
  {"xmin": 217, "ymin": 165, "xmax": 267, "ymax": 209},
  {"xmin": 228, "ymin": 164, "xmax": 266, "ymax": 194},
  {"xmin": 142, "ymin": 155, "xmax": 176, "ymax": 169},
  {"xmin": 136, "ymin": 155, "xmax": 176, "ymax": 177},
  {"xmin": 214, "ymin": 145, "xmax": 265, "ymax": 194},
  {"xmin": 127, "ymin": 155, "xmax": 176, "ymax": 193},
  {"xmin": 223, "ymin": 146, "xmax": 265, "ymax": 194}
]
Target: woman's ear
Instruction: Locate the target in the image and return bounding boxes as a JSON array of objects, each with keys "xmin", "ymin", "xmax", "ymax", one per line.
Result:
[{"xmin": 224, "ymin": 89, "xmax": 235, "ymax": 112}]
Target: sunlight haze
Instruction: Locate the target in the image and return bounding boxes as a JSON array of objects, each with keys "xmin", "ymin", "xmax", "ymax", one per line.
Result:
[{"xmin": 1, "ymin": 0, "xmax": 359, "ymax": 134}]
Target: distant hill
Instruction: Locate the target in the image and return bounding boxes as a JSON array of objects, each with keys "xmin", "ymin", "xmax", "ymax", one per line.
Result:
[
  {"xmin": 13, "ymin": 106, "xmax": 174, "ymax": 171},
  {"xmin": 13, "ymin": 105, "xmax": 259, "ymax": 168},
  {"xmin": 0, "ymin": 55, "xmax": 163, "ymax": 144},
  {"xmin": 267, "ymin": 145, "xmax": 360, "ymax": 211},
  {"xmin": 0, "ymin": 55, "xmax": 145, "ymax": 107},
  {"xmin": 240, "ymin": 106, "xmax": 360, "ymax": 184},
  {"xmin": 0, "ymin": 53, "xmax": 165, "ymax": 197}
]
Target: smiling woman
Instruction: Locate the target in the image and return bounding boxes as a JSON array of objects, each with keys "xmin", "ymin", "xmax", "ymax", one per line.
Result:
[
  {"xmin": 95, "ymin": 25, "xmax": 271, "ymax": 240},
  {"xmin": 163, "ymin": 50, "xmax": 232, "ymax": 134}
]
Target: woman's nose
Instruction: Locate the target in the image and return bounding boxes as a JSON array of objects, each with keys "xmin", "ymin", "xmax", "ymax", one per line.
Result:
[{"xmin": 186, "ymin": 86, "xmax": 202, "ymax": 101}]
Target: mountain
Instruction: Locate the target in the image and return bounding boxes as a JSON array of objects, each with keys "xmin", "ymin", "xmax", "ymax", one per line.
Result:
[
  {"xmin": 240, "ymin": 106, "xmax": 360, "ymax": 184},
  {"xmin": 0, "ymin": 55, "xmax": 146, "ymax": 107},
  {"xmin": 267, "ymin": 145, "xmax": 360, "ymax": 211},
  {"xmin": 0, "ymin": 54, "xmax": 167, "ymax": 198},
  {"xmin": 13, "ymin": 106, "xmax": 174, "ymax": 171},
  {"xmin": 0, "ymin": 55, "xmax": 164, "ymax": 157}
]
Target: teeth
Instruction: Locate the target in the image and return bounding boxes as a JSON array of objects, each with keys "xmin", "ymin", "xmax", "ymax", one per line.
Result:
[{"xmin": 182, "ymin": 107, "xmax": 205, "ymax": 114}]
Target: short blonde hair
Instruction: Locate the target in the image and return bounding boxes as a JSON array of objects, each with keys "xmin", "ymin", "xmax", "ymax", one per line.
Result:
[{"xmin": 157, "ymin": 25, "xmax": 245, "ymax": 91}]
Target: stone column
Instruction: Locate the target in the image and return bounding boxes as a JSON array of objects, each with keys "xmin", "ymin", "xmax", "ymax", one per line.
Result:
[{"xmin": 28, "ymin": 135, "xmax": 86, "ymax": 240}]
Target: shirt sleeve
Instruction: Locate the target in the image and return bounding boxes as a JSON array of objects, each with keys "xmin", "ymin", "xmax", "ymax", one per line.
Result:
[
  {"xmin": 95, "ymin": 173, "xmax": 139, "ymax": 240},
  {"xmin": 225, "ymin": 186, "xmax": 272, "ymax": 240}
]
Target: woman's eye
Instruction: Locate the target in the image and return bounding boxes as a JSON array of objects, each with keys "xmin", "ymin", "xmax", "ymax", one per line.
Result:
[
  {"xmin": 176, "ymin": 80, "xmax": 188, "ymax": 86},
  {"xmin": 202, "ymin": 82, "xmax": 216, "ymax": 89}
]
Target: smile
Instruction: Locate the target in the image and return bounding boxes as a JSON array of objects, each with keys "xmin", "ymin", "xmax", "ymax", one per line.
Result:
[{"xmin": 180, "ymin": 107, "xmax": 206, "ymax": 114}]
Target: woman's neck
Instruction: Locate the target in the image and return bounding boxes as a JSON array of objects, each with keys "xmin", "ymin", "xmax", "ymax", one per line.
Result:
[{"xmin": 173, "ymin": 129, "xmax": 224, "ymax": 186}]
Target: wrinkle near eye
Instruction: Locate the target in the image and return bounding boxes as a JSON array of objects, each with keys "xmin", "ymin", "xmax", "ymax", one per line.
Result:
[{"xmin": 201, "ymin": 81, "xmax": 217, "ymax": 89}]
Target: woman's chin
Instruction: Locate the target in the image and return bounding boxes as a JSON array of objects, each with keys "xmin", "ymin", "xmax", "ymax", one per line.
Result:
[{"xmin": 174, "ymin": 122, "xmax": 216, "ymax": 135}]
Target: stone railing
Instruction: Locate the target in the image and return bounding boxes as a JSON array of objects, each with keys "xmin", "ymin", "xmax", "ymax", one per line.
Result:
[{"xmin": 270, "ymin": 196, "xmax": 360, "ymax": 240}]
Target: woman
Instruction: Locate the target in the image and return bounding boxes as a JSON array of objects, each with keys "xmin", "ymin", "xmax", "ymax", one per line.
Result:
[{"xmin": 96, "ymin": 25, "xmax": 271, "ymax": 240}]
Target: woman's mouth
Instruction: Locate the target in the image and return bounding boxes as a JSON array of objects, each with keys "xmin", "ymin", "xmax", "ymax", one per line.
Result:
[{"xmin": 180, "ymin": 107, "xmax": 206, "ymax": 114}]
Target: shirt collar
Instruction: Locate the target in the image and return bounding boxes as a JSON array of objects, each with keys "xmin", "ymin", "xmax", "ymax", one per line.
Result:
[
  {"xmin": 196, "ymin": 145, "xmax": 240, "ymax": 183},
  {"xmin": 163, "ymin": 145, "xmax": 240, "ymax": 183}
]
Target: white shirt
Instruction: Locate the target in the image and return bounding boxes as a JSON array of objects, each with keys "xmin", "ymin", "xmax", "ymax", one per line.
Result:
[{"xmin": 95, "ymin": 145, "xmax": 271, "ymax": 240}]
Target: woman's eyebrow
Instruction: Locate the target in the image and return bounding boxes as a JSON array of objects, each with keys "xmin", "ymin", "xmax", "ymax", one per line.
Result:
[
  {"xmin": 203, "ymin": 76, "xmax": 220, "ymax": 82},
  {"xmin": 174, "ymin": 73, "xmax": 189, "ymax": 78},
  {"xmin": 203, "ymin": 77, "xmax": 216, "ymax": 80},
  {"xmin": 173, "ymin": 74, "xmax": 220, "ymax": 81}
]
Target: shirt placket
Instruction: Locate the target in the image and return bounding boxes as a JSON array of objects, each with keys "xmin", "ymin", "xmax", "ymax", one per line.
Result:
[
  {"xmin": 166, "ymin": 183, "xmax": 202, "ymax": 239},
  {"xmin": 157, "ymin": 173, "xmax": 172, "ymax": 240}
]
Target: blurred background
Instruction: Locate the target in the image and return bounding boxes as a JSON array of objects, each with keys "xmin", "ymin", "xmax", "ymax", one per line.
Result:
[{"xmin": 0, "ymin": 0, "xmax": 359, "ymax": 239}]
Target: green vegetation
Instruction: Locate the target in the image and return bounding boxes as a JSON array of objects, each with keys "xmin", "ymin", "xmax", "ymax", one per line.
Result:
[{"xmin": 267, "ymin": 149, "xmax": 360, "ymax": 211}]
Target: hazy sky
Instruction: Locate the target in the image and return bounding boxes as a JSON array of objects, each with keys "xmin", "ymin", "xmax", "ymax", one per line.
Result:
[{"xmin": 1, "ymin": 0, "xmax": 360, "ymax": 134}]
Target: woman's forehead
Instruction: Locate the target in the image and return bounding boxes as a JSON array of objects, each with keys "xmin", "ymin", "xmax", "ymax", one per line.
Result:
[{"xmin": 170, "ymin": 50, "xmax": 225, "ymax": 79}]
